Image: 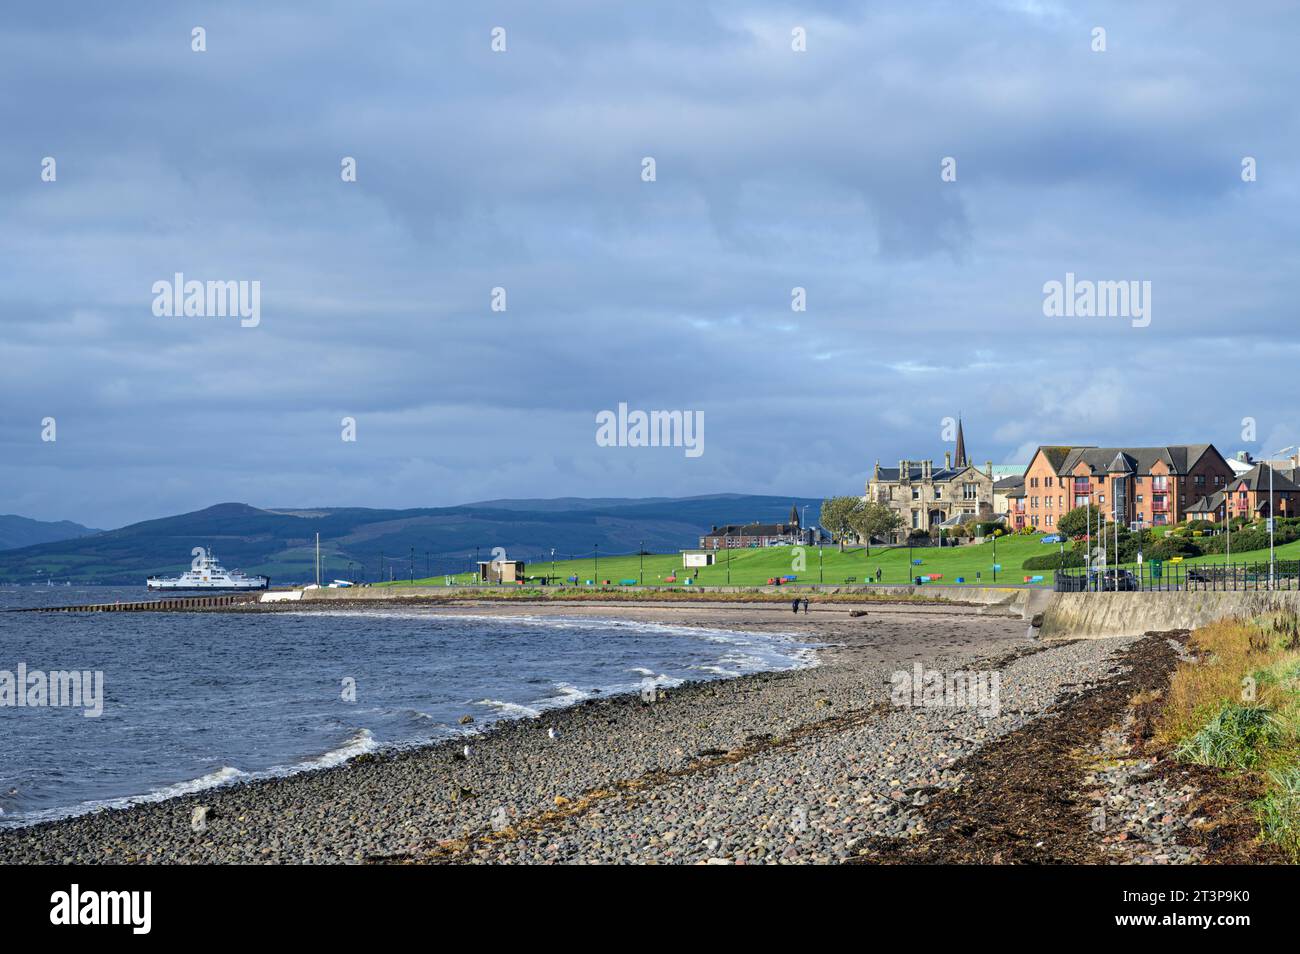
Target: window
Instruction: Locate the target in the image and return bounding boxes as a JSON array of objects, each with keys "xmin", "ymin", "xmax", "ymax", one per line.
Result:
[
  {"xmin": 912, "ymin": 487, "xmax": 920, "ymax": 500},
  {"xmin": 962, "ymin": 483, "xmax": 978, "ymax": 500},
  {"xmin": 1195, "ymin": 474, "xmax": 1206, "ymax": 486},
  {"xmin": 1099, "ymin": 494, "xmax": 1105, "ymax": 505}
]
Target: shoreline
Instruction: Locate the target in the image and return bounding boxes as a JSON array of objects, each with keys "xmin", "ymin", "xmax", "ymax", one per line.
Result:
[{"xmin": 0, "ymin": 600, "xmax": 1166, "ymax": 864}]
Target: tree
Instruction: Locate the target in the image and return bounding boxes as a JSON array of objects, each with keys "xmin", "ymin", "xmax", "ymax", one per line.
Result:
[
  {"xmin": 820, "ymin": 496, "xmax": 862, "ymax": 552},
  {"xmin": 852, "ymin": 500, "xmax": 903, "ymax": 555},
  {"xmin": 1055, "ymin": 506, "xmax": 1091, "ymax": 539}
]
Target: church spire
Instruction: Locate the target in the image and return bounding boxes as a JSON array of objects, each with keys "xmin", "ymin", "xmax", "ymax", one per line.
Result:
[
  {"xmin": 789, "ymin": 503, "xmax": 800, "ymax": 527},
  {"xmin": 954, "ymin": 418, "xmax": 968, "ymax": 468}
]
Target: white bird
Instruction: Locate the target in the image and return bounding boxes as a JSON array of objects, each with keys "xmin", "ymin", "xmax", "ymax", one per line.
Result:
[
  {"xmin": 547, "ymin": 727, "xmax": 559, "ymax": 741},
  {"xmin": 462, "ymin": 744, "xmax": 472, "ymax": 759}
]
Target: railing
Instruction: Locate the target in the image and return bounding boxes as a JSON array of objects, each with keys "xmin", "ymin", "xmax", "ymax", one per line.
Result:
[{"xmin": 1055, "ymin": 560, "xmax": 1300, "ymax": 593}]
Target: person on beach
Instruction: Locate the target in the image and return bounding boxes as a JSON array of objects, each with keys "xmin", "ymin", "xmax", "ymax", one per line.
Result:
[
  {"xmin": 875, "ymin": 568, "xmax": 882, "ymax": 583},
  {"xmin": 791, "ymin": 598, "xmax": 799, "ymax": 614},
  {"xmin": 801, "ymin": 598, "xmax": 810, "ymax": 614}
]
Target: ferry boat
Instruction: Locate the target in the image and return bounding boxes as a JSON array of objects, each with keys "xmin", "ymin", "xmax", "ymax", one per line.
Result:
[{"xmin": 147, "ymin": 547, "xmax": 269, "ymax": 591}]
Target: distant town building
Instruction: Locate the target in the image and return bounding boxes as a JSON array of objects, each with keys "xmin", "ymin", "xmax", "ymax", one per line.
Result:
[
  {"xmin": 1020, "ymin": 444, "xmax": 1234, "ymax": 529},
  {"xmin": 864, "ymin": 420, "xmax": 997, "ymax": 542},
  {"xmin": 699, "ymin": 505, "xmax": 814, "ymax": 548},
  {"xmin": 681, "ymin": 550, "xmax": 717, "ymax": 567}
]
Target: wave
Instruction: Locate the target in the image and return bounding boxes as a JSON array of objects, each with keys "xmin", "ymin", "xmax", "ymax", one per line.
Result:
[
  {"xmin": 477, "ymin": 698, "xmax": 542, "ymax": 719},
  {"xmin": 0, "ymin": 730, "xmax": 379, "ymax": 830}
]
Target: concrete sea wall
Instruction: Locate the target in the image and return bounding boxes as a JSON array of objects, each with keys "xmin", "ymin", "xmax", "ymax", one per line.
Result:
[{"xmin": 1038, "ymin": 590, "xmax": 1300, "ymax": 639}]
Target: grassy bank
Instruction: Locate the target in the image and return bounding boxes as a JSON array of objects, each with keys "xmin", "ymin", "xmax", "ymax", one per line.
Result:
[
  {"xmin": 377, "ymin": 533, "xmax": 1300, "ymax": 590},
  {"xmin": 1157, "ymin": 612, "xmax": 1300, "ymax": 859}
]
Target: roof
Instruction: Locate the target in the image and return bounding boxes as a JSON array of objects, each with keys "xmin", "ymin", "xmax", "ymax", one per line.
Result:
[
  {"xmin": 1228, "ymin": 464, "xmax": 1300, "ymax": 493},
  {"xmin": 874, "ymin": 463, "xmax": 988, "ymax": 483},
  {"xmin": 1051, "ymin": 444, "xmax": 1220, "ymax": 477},
  {"xmin": 706, "ymin": 523, "xmax": 798, "ymax": 537},
  {"xmin": 1186, "ymin": 491, "xmax": 1226, "ymax": 513},
  {"xmin": 994, "ymin": 475, "xmax": 1025, "ymax": 490}
]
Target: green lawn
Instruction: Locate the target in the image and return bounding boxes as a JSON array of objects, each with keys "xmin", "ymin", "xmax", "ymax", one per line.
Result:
[{"xmin": 378, "ymin": 530, "xmax": 1300, "ymax": 589}]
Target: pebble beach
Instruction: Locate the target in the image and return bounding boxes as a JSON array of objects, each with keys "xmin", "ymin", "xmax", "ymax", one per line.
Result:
[{"xmin": 0, "ymin": 600, "xmax": 1193, "ymax": 864}]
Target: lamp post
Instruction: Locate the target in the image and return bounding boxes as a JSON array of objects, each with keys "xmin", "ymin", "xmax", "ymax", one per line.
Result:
[
  {"xmin": 594, "ymin": 544, "xmax": 599, "ymax": 586},
  {"xmin": 409, "ymin": 546, "xmax": 414, "ymax": 584},
  {"xmin": 551, "ymin": 548, "xmax": 556, "ymax": 584},
  {"xmin": 992, "ymin": 532, "xmax": 997, "ymax": 583},
  {"xmin": 639, "ymin": 540, "xmax": 644, "ymax": 585}
]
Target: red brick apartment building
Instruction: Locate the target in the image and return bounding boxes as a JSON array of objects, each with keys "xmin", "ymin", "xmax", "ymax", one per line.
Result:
[
  {"xmin": 1188, "ymin": 463, "xmax": 1300, "ymax": 522},
  {"xmin": 1019, "ymin": 444, "xmax": 1234, "ymax": 530}
]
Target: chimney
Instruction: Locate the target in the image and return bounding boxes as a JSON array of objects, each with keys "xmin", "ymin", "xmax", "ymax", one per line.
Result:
[
  {"xmin": 922, "ymin": 460, "xmax": 931, "ymax": 479},
  {"xmin": 899, "ymin": 459, "xmax": 907, "ymax": 482},
  {"xmin": 873, "ymin": 460, "xmax": 880, "ymax": 480},
  {"xmin": 944, "ymin": 452, "xmax": 952, "ymax": 470},
  {"xmin": 985, "ymin": 460, "xmax": 992, "ymax": 478}
]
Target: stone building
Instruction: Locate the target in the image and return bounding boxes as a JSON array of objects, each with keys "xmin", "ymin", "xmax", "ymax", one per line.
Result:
[
  {"xmin": 864, "ymin": 421, "xmax": 996, "ymax": 542},
  {"xmin": 699, "ymin": 504, "xmax": 816, "ymax": 549}
]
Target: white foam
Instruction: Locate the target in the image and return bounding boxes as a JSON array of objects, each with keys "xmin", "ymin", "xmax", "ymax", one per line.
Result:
[
  {"xmin": 477, "ymin": 698, "xmax": 542, "ymax": 719},
  {"xmin": 1, "ymin": 731, "xmax": 380, "ymax": 830}
]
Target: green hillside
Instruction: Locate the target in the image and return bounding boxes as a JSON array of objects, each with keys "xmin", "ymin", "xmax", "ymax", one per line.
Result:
[{"xmin": 0, "ymin": 495, "xmax": 822, "ymax": 585}]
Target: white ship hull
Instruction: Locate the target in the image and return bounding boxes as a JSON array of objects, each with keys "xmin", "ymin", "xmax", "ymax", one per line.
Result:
[
  {"xmin": 146, "ymin": 547, "xmax": 269, "ymax": 591},
  {"xmin": 147, "ymin": 578, "xmax": 268, "ymax": 591}
]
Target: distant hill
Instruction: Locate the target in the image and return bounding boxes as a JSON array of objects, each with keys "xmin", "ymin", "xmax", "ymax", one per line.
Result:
[
  {"xmin": 0, "ymin": 496, "xmax": 823, "ymax": 585},
  {"xmin": 0, "ymin": 515, "xmax": 100, "ymax": 552}
]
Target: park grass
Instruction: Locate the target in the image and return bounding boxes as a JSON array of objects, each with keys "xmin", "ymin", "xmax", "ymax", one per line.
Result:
[
  {"xmin": 377, "ymin": 531, "xmax": 1300, "ymax": 590},
  {"xmin": 1158, "ymin": 614, "xmax": 1300, "ymax": 859},
  {"xmin": 383, "ymin": 533, "xmax": 1060, "ymax": 588}
]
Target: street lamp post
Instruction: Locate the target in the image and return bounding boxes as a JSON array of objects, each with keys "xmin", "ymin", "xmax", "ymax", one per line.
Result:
[
  {"xmin": 992, "ymin": 532, "xmax": 997, "ymax": 584},
  {"xmin": 639, "ymin": 540, "xmax": 644, "ymax": 585},
  {"xmin": 594, "ymin": 544, "xmax": 599, "ymax": 586},
  {"xmin": 551, "ymin": 548, "xmax": 556, "ymax": 584}
]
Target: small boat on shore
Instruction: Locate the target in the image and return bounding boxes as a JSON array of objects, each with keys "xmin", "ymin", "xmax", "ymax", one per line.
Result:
[{"xmin": 147, "ymin": 547, "xmax": 269, "ymax": 591}]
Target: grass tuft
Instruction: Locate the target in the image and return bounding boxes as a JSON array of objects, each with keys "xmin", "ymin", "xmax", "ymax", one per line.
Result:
[{"xmin": 1173, "ymin": 703, "xmax": 1281, "ymax": 769}]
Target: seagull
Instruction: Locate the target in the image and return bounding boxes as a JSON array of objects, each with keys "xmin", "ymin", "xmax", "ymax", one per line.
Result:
[
  {"xmin": 462, "ymin": 744, "xmax": 472, "ymax": 759},
  {"xmin": 547, "ymin": 727, "xmax": 559, "ymax": 741}
]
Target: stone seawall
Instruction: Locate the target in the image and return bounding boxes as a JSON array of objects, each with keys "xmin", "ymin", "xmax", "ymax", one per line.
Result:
[
  {"xmin": 294, "ymin": 583, "xmax": 1042, "ymax": 610},
  {"xmin": 1038, "ymin": 590, "xmax": 1300, "ymax": 639}
]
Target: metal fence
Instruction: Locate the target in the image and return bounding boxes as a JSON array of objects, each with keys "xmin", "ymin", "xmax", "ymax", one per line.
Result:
[{"xmin": 1055, "ymin": 560, "xmax": 1300, "ymax": 593}]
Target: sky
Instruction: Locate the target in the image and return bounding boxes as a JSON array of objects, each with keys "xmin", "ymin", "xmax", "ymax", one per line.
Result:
[{"xmin": 2, "ymin": 1, "xmax": 1298, "ymax": 529}]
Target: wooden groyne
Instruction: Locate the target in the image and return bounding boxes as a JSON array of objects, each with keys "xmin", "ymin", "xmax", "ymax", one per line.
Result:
[{"xmin": 15, "ymin": 593, "xmax": 262, "ymax": 613}]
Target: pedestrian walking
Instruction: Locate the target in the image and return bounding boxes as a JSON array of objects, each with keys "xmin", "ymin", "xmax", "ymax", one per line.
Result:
[
  {"xmin": 791, "ymin": 598, "xmax": 799, "ymax": 614},
  {"xmin": 801, "ymin": 598, "xmax": 810, "ymax": 614}
]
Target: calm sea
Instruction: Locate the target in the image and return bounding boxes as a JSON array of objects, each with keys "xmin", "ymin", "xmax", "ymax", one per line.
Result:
[{"xmin": 0, "ymin": 586, "xmax": 815, "ymax": 827}]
